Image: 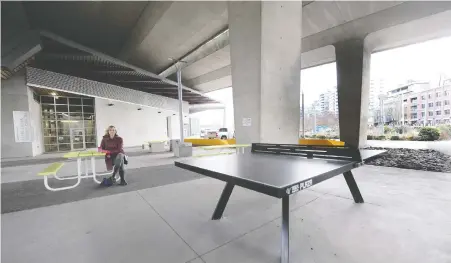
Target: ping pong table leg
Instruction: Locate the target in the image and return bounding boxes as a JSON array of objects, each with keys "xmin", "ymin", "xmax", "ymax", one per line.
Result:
[
  {"xmin": 211, "ymin": 182, "xmax": 234, "ymax": 220},
  {"xmin": 281, "ymin": 196, "xmax": 289, "ymax": 263},
  {"xmin": 343, "ymin": 171, "xmax": 364, "ymax": 203}
]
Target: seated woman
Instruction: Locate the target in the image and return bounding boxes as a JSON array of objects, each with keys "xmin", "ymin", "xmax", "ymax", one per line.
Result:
[{"xmin": 99, "ymin": 125, "xmax": 127, "ymax": 186}]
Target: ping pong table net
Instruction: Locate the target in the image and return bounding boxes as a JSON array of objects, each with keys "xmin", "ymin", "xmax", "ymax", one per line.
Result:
[{"xmin": 251, "ymin": 143, "xmax": 362, "ymax": 162}]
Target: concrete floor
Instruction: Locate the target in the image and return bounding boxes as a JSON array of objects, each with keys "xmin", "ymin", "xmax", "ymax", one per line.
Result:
[{"xmin": 2, "ymin": 164, "xmax": 450, "ymax": 263}]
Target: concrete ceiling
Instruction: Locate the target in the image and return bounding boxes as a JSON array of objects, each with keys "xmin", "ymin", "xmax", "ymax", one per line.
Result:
[
  {"xmin": 5, "ymin": 1, "xmax": 451, "ymax": 95},
  {"xmin": 178, "ymin": 1, "xmax": 451, "ymax": 93}
]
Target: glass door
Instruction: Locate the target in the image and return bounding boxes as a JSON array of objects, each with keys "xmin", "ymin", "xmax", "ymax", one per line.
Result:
[{"xmin": 70, "ymin": 128, "xmax": 86, "ymax": 151}]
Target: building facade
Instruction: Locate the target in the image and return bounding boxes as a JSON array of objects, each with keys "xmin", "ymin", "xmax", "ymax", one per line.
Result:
[
  {"xmin": 379, "ymin": 82, "xmax": 451, "ymax": 125},
  {"xmin": 1, "ymin": 68, "xmax": 191, "ymax": 158}
]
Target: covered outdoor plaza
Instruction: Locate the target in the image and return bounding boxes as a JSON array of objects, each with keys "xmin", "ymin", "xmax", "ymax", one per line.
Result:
[{"xmin": 2, "ymin": 1, "xmax": 451, "ymax": 263}]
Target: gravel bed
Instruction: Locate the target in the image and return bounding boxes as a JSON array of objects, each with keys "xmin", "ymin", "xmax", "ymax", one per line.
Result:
[{"xmin": 364, "ymin": 147, "xmax": 451, "ymax": 173}]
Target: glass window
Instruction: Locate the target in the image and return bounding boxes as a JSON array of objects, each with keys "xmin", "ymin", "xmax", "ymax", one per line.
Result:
[
  {"xmin": 57, "ymin": 136, "xmax": 71, "ymax": 144},
  {"xmin": 436, "ymin": 92, "xmax": 441, "ymax": 97},
  {"xmin": 58, "ymin": 128, "xmax": 70, "ymax": 136},
  {"xmin": 429, "ymin": 111, "xmax": 434, "ymax": 116},
  {"xmin": 445, "ymin": 100, "xmax": 450, "ymax": 106},
  {"xmin": 83, "ymin": 120, "xmax": 96, "ymax": 128},
  {"xmin": 82, "ymin": 98, "xmax": 94, "ymax": 106},
  {"xmin": 85, "ymin": 127, "xmax": 96, "ymax": 136},
  {"xmin": 69, "ymin": 113, "xmax": 83, "ymax": 120},
  {"xmin": 44, "ymin": 145, "xmax": 58, "ymax": 152},
  {"xmin": 42, "ymin": 120, "xmax": 57, "ymax": 130},
  {"xmin": 428, "ymin": 94, "xmax": 432, "ymax": 99},
  {"xmin": 421, "ymin": 95, "xmax": 426, "ymax": 100},
  {"xmin": 42, "ymin": 104, "xmax": 55, "ymax": 114},
  {"xmin": 69, "ymin": 105, "xmax": 83, "ymax": 113},
  {"xmin": 421, "ymin": 104, "xmax": 425, "ymax": 109},
  {"xmin": 69, "ymin": 98, "xmax": 82, "ymax": 105},
  {"xmin": 44, "ymin": 137, "xmax": 57, "ymax": 144},
  {"xmin": 41, "ymin": 94, "xmax": 97, "ymax": 153},
  {"xmin": 56, "ymin": 113, "xmax": 71, "ymax": 121},
  {"xmin": 445, "ymin": 90, "xmax": 449, "ymax": 96},
  {"xmin": 41, "ymin": 96, "xmax": 55, "ymax": 104},
  {"xmin": 85, "ymin": 134, "xmax": 97, "ymax": 143},
  {"xmin": 421, "ymin": 112, "xmax": 425, "ymax": 117},
  {"xmin": 55, "ymin": 97, "xmax": 68, "ymax": 104},
  {"xmin": 55, "ymin": 104, "xmax": 69, "ymax": 112},
  {"xmin": 43, "ymin": 129, "xmax": 57, "ymax": 137},
  {"xmin": 436, "ymin": 101, "xmax": 442, "ymax": 106},
  {"xmin": 83, "ymin": 106, "xmax": 94, "ymax": 113},
  {"xmin": 83, "ymin": 114, "xmax": 95, "ymax": 120},
  {"xmin": 436, "ymin": 111, "xmax": 441, "ymax": 115},
  {"xmin": 58, "ymin": 144, "xmax": 71, "ymax": 152},
  {"xmin": 445, "ymin": 109, "xmax": 450, "ymax": 115},
  {"xmin": 219, "ymin": 128, "xmax": 227, "ymax": 132}
]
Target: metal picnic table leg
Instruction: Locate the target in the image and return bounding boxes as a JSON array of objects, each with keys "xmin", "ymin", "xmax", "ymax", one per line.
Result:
[
  {"xmin": 91, "ymin": 156, "xmax": 102, "ymax": 184},
  {"xmin": 43, "ymin": 158, "xmax": 82, "ymax": 191},
  {"xmin": 281, "ymin": 196, "xmax": 289, "ymax": 263},
  {"xmin": 343, "ymin": 171, "xmax": 364, "ymax": 203},
  {"xmin": 211, "ymin": 182, "xmax": 235, "ymax": 220}
]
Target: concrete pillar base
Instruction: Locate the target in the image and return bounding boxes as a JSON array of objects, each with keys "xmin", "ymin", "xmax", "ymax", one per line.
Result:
[{"xmin": 335, "ymin": 39, "xmax": 371, "ymax": 148}]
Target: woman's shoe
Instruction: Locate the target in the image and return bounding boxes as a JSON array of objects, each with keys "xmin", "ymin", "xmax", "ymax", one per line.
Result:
[{"xmin": 119, "ymin": 180, "xmax": 127, "ymax": 186}]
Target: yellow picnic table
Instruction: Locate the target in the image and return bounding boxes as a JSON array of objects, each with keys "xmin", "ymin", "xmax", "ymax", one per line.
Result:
[{"xmin": 40, "ymin": 150, "xmax": 112, "ymax": 191}]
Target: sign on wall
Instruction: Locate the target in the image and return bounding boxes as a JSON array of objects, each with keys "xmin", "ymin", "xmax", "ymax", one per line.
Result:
[
  {"xmin": 242, "ymin": 117, "xmax": 252, "ymax": 127},
  {"xmin": 13, "ymin": 111, "xmax": 32, "ymax": 143}
]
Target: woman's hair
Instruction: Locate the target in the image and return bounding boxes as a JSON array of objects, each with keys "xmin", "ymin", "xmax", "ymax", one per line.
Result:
[{"xmin": 105, "ymin": 125, "xmax": 118, "ymax": 136}]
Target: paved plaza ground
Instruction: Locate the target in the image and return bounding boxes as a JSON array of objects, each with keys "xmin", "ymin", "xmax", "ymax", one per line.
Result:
[{"xmin": 1, "ymin": 148, "xmax": 451, "ymax": 263}]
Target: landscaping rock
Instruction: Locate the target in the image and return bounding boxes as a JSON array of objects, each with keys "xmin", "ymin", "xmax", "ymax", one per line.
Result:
[{"xmin": 364, "ymin": 147, "xmax": 451, "ymax": 173}]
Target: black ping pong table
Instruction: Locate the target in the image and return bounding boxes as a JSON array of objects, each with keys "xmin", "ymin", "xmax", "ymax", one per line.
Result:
[{"xmin": 175, "ymin": 143, "xmax": 385, "ymax": 263}]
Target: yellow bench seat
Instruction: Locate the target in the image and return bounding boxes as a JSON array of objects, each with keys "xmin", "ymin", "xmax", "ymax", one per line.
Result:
[{"xmin": 38, "ymin": 162, "xmax": 65, "ymax": 176}]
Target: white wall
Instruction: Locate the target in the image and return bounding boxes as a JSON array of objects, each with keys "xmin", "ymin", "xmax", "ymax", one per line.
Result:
[
  {"xmin": 167, "ymin": 115, "xmax": 190, "ymax": 140},
  {"xmin": 95, "ymin": 98, "xmax": 170, "ymax": 147},
  {"xmin": 27, "ymin": 87, "xmax": 44, "ymax": 156},
  {"xmin": 1, "ymin": 70, "xmax": 35, "ymax": 158}
]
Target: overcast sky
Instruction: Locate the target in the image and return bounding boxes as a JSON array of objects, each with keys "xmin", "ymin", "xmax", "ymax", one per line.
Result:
[{"xmin": 193, "ymin": 36, "xmax": 451, "ymax": 129}]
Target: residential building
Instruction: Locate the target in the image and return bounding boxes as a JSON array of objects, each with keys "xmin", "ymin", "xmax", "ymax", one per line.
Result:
[{"xmin": 380, "ymin": 82, "xmax": 451, "ymax": 125}]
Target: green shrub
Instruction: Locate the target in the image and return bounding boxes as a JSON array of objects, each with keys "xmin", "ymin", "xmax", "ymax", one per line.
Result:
[
  {"xmin": 373, "ymin": 135, "xmax": 386, "ymax": 140},
  {"xmin": 310, "ymin": 134, "xmax": 317, "ymax": 139},
  {"xmin": 384, "ymin": 126, "xmax": 393, "ymax": 134},
  {"xmin": 438, "ymin": 125, "xmax": 451, "ymax": 140},
  {"xmin": 317, "ymin": 135, "xmax": 326, "ymax": 139},
  {"xmin": 390, "ymin": 135, "xmax": 400, "ymax": 140},
  {"xmin": 418, "ymin": 127, "xmax": 440, "ymax": 141},
  {"xmin": 367, "ymin": 135, "xmax": 374, "ymax": 140}
]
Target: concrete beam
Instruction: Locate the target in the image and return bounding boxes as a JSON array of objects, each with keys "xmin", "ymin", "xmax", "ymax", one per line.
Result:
[
  {"xmin": 302, "ymin": 1, "xmax": 451, "ymax": 53},
  {"xmin": 119, "ymin": 1, "xmax": 173, "ymax": 61}
]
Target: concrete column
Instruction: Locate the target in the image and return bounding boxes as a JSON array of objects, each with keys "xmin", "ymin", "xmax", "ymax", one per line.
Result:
[
  {"xmin": 1, "ymin": 69, "xmax": 35, "ymax": 158},
  {"xmin": 228, "ymin": 1, "xmax": 302, "ymax": 144},
  {"xmin": 334, "ymin": 39, "xmax": 371, "ymax": 148}
]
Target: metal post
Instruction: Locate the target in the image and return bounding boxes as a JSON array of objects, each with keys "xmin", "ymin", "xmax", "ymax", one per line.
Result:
[
  {"xmin": 177, "ymin": 67, "xmax": 185, "ymax": 142},
  {"xmin": 281, "ymin": 196, "xmax": 290, "ymax": 263},
  {"xmin": 301, "ymin": 92, "xmax": 305, "ymax": 138},
  {"xmin": 223, "ymin": 108, "xmax": 227, "ymax": 128},
  {"xmin": 313, "ymin": 110, "xmax": 317, "ymax": 134}
]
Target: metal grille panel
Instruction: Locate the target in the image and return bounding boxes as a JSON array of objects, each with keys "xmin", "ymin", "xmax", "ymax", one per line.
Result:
[{"xmin": 26, "ymin": 67, "xmax": 188, "ymax": 113}]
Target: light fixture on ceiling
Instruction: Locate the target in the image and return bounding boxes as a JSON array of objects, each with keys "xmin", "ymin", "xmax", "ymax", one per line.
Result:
[
  {"xmin": 157, "ymin": 111, "xmax": 162, "ymax": 114},
  {"xmin": 51, "ymin": 92, "xmax": 57, "ymax": 96},
  {"xmin": 107, "ymin": 100, "xmax": 114, "ymax": 106},
  {"xmin": 137, "ymin": 108, "xmax": 142, "ymax": 111}
]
